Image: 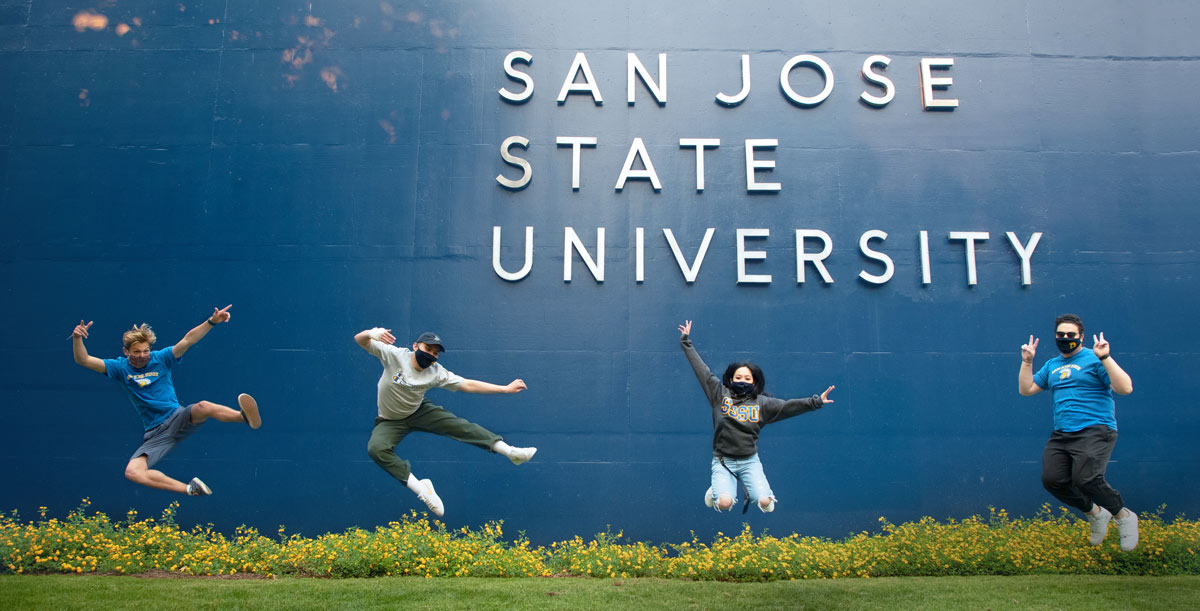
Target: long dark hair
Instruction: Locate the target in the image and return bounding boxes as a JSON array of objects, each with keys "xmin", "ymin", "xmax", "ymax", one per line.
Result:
[{"xmin": 722, "ymin": 361, "xmax": 765, "ymax": 396}]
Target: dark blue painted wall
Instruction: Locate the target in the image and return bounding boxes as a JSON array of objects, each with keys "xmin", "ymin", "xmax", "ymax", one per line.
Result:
[{"xmin": 2, "ymin": 1, "xmax": 1198, "ymax": 544}]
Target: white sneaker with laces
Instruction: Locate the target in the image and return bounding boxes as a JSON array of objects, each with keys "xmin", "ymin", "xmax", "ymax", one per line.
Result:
[
  {"xmin": 186, "ymin": 477, "xmax": 212, "ymax": 496},
  {"xmin": 416, "ymin": 478, "xmax": 444, "ymax": 517},
  {"xmin": 1115, "ymin": 511, "xmax": 1138, "ymax": 551},
  {"xmin": 1087, "ymin": 505, "xmax": 1112, "ymax": 546},
  {"xmin": 508, "ymin": 446, "xmax": 537, "ymax": 465}
]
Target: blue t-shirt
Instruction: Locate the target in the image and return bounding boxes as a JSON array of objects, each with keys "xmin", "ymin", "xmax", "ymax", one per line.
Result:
[
  {"xmin": 103, "ymin": 346, "xmax": 182, "ymax": 431},
  {"xmin": 1032, "ymin": 349, "xmax": 1116, "ymax": 432}
]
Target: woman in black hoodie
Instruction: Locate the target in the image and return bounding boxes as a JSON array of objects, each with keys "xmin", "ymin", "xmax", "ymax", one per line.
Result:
[{"xmin": 679, "ymin": 320, "xmax": 835, "ymax": 513}]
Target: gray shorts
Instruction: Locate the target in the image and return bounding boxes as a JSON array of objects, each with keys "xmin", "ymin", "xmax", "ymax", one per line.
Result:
[{"xmin": 131, "ymin": 404, "xmax": 202, "ymax": 467}]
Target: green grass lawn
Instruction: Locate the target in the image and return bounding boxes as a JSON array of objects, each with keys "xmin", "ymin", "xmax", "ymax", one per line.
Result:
[{"xmin": 2, "ymin": 575, "xmax": 1198, "ymax": 610}]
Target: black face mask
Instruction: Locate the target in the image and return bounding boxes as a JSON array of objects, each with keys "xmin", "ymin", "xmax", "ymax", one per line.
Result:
[
  {"xmin": 729, "ymin": 381, "xmax": 755, "ymax": 396},
  {"xmin": 128, "ymin": 354, "xmax": 149, "ymax": 369},
  {"xmin": 1056, "ymin": 337, "xmax": 1082, "ymax": 354},
  {"xmin": 414, "ymin": 348, "xmax": 438, "ymax": 369}
]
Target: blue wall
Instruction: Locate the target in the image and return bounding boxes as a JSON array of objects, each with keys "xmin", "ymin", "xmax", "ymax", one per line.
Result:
[{"xmin": 2, "ymin": 1, "xmax": 1198, "ymax": 544}]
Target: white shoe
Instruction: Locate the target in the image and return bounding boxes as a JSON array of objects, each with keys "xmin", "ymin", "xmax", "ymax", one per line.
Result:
[
  {"xmin": 1087, "ymin": 505, "xmax": 1112, "ymax": 546},
  {"xmin": 1114, "ymin": 511, "xmax": 1138, "ymax": 551},
  {"xmin": 238, "ymin": 393, "xmax": 261, "ymax": 429},
  {"xmin": 508, "ymin": 446, "xmax": 537, "ymax": 465},
  {"xmin": 186, "ymin": 477, "xmax": 212, "ymax": 496},
  {"xmin": 416, "ymin": 478, "xmax": 444, "ymax": 517},
  {"xmin": 758, "ymin": 496, "xmax": 777, "ymax": 513}
]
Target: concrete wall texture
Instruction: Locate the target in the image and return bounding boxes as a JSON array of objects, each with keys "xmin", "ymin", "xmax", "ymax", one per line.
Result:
[{"xmin": 2, "ymin": 1, "xmax": 1198, "ymax": 543}]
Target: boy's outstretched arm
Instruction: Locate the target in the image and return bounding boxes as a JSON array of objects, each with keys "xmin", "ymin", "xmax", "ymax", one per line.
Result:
[
  {"xmin": 71, "ymin": 320, "xmax": 106, "ymax": 373},
  {"xmin": 173, "ymin": 305, "xmax": 231, "ymax": 358}
]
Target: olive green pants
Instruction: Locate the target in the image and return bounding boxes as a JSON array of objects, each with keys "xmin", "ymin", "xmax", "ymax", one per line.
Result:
[{"xmin": 366, "ymin": 398, "xmax": 502, "ymax": 484}]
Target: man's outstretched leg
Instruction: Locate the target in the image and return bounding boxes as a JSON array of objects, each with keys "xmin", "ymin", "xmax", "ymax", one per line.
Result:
[
  {"xmin": 125, "ymin": 455, "xmax": 210, "ymax": 496},
  {"xmin": 407, "ymin": 400, "xmax": 537, "ymax": 465},
  {"xmin": 190, "ymin": 396, "xmax": 262, "ymax": 428}
]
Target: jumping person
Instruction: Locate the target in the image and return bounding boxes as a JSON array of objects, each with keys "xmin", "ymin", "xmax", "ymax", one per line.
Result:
[
  {"xmin": 1019, "ymin": 313, "xmax": 1138, "ymax": 550},
  {"xmin": 355, "ymin": 327, "xmax": 536, "ymax": 517},
  {"xmin": 70, "ymin": 305, "xmax": 261, "ymax": 497},
  {"xmin": 678, "ymin": 320, "xmax": 835, "ymax": 513}
]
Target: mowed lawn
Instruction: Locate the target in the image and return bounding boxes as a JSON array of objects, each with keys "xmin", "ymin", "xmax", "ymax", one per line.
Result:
[{"xmin": 2, "ymin": 574, "xmax": 1198, "ymax": 610}]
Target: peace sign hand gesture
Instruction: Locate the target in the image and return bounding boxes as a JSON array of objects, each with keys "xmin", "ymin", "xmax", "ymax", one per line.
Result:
[
  {"xmin": 1021, "ymin": 335, "xmax": 1038, "ymax": 363},
  {"xmin": 1092, "ymin": 332, "xmax": 1111, "ymax": 359}
]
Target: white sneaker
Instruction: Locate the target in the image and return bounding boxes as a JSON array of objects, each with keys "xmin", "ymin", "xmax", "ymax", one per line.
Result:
[
  {"xmin": 759, "ymin": 496, "xmax": 777, "ymax": 513},
  {"xmin": 186, "ymin": 477, "xmax": 212, "ymax": 496},
  {"xmin": 1115, "ymin": 511, "xmax": 1138, "ymax": 551},
  {"xmin": 1086, "ymin": 505, "xmax": 1112, "ymax": 546},
  {"xmin": 508, "ymin": 446, "xmax": 537, "ymax": 465},
  {"xmin": 416, "ymin": 479, "xmax": 444, "ymax": 517},
  {"xmin": 238, "ymin": 393, "xmax": 261, "ymax": 429}
]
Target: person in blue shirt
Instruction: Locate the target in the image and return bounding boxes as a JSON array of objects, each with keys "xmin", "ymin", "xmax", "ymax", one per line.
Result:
[
  {"xmin": 1018, "ymin": 313, "xmax": 1137, "ymax": 550},
  {"xmin": 70, "ymin": 305, "xmax": 262, "ymax": 497}
]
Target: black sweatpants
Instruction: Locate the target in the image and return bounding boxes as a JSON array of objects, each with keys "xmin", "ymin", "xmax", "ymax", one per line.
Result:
[{"xmin": 1041, "ymin": 424, "xmax": 1125, "ymax": 514}]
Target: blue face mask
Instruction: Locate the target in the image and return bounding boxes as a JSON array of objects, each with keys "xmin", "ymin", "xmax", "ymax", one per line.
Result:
[
  {"xmin": 414, "ymin": 348, "xmax": 438, "ymax": 369},
  {"xmin": 729, "ymin": 381, "xmax": 754, "ymax": 396}
]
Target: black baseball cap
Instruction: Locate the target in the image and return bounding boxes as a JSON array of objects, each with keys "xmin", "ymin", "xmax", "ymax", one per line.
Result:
[{"xmin": 415, "ymin": 332, "xmax": 446, "ymax": 351}]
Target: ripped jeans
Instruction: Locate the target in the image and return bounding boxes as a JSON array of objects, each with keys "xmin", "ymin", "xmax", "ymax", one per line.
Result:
[{"xmin": 709, "ymin": 453, "xmax": 774, "ymax": 509}]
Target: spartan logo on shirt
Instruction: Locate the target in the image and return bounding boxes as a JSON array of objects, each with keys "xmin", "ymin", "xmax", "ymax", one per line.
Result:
[
  {"xmin": 126, "ymin": 372, "xmax": 160, "ymax": 388},
  {"xmin": 1052, "ymin": 364, "xmax": 1081, "ymax": 381},
  {"xmin": 721, "ymin": 397, "xmax": 760, "ymax": 422},
  {"xmin": 391, "ymin": 371, "xmax": 415, "ymax": 388}
]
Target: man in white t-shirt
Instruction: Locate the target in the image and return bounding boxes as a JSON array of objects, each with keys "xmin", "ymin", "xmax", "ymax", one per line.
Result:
[{"xmin": 354, "ymin": 327, "xmax": 536, "ymax": 516}]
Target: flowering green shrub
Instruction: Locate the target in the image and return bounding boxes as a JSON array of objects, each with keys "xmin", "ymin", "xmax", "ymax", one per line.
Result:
[
  {"xmin": 546, "ymin": 529, "xmax": 668, "ymax": 578},
  {"xmin": 2, "ymin": 501, "xmax": 1197, "ymax": 580}
]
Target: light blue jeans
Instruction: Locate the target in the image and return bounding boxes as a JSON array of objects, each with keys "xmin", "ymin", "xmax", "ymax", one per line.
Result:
[{"xmin": 709, "ymin": 454, "xmax": 774, "ymax": 509}]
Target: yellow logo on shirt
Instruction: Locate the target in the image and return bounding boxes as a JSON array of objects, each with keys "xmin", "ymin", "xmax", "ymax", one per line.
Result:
[
  {"xmin": 1051, "ymin": 364, "xmax": 1081, "ymax": 381},
  {"xmin": 721, "ymin": 397, "xmax": 760, "ymax": 422},
  {"xmin": 126, "ymin": 372, "xmax": 159, "ymax": 388},
  {"xmin": 392, "ymin": 371, "xmax": 420, "ymax": 388}
]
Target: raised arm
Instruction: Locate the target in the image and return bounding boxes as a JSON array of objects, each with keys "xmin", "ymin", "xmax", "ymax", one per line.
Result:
[
  {"xmin": 458, "ymin": 378, "xmax": 527, "ymax": 394},
  {"xmin": 70, "ymin": 320, "xmax": 106, "ymax": 373},
  {"xmin": 172, "ymin": 305, "xmax": 231, "ymax": 359},
  {"xmin": 1092, "ymin": 332, "xmax": 1133, "ymax": 395},
  {"xmin": 679, "ymin": 320, "xmax": 723, "ymax": 404},
  {"xmin": 1018, "ymin": 334, "xmax": 1044, "ymax": 396},
  {"xmin": 354, "ymin": 327, "xmax": 395, "ymax": 351}
]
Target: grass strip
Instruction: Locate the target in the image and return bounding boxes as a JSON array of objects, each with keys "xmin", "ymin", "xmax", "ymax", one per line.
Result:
[{"xmin": 2, "ymin": 574, "xmax": 1199, "ymax": 611}]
